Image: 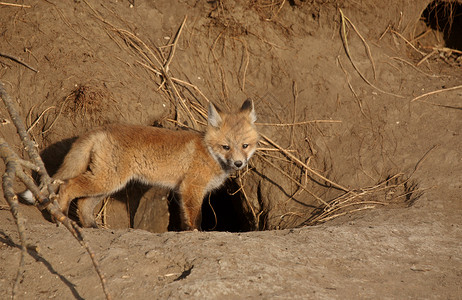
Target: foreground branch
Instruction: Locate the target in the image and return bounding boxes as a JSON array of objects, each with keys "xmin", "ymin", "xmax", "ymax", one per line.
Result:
[
  {"xmin": 0, "ymin": 81, "xmax": 111, "ymax": 300},
  {"xmin": 1, "ymin": 139, "xmax": 27, "ymax": 299}
]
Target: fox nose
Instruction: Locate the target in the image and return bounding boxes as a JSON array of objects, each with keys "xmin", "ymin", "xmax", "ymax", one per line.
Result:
[{"xmin": 234, "ymin": 160, "xmax": 243, "ymax": 168}]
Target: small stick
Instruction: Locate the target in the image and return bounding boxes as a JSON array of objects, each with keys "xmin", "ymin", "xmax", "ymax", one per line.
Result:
[
  {"xmin": 159, "ymin": 16, "xmax": 198, "ymax": 128},
  {"xmin": 137, "ymin": 60, "xmax": 212, "ymax": 105},
  {"xmin": 410, "ymin": 144, "xmax": 439, "ymax": 177},
  {"xmin": 256, "ymin": 152, "xmax": 330, "ymax": 207},
  {"xmin": 0, "ymin": 53, "xmax": 38, "ymax": 72},
  {"xmin": 256, "ymin": 120, "xmax": 341, "ymax": 126},
  {"xmin": 411, "ymin": 84, "xmax": 462, "ymax": 102},
  {"xmin": 232, "ymin": 37, "xmax": 250, "ymax": 91},
  {"xmin": 168, "ymin": 77, "xmax": 212, "ymax": 104},
  {"xmin": 340, "ymin": 11, "xmax": 377, "ymax": 79},
  {"xmin": 416, "ymin": 49, "xmax": 437, "ymax": 66},
  {"xmin": 290, "ymin": 81, "xmax": 298, "ymax": 146},
  {"xmin": 315, "ymin": 205, "xmax": 378, "ymax": 223},
  {"xmin": 26, "ymin": 106, "xmax": 56, "ymax": 133},
  {"xmin": 434, "ymin": 46, "xmax": 462, "ymax": 55},
  {"xmin": 163, "ymin": 15, "xmax": 187, "ymax": 73},
  {"xmin": 0, "ymin": 82, "xmax": 111, "ymax": 300},
  {"xmin": 315, "ymin": 200, "xmax": 387, "ymax": 222},
  {"xmin": 378, "ymin": 24, "xmax": 391, "ymax": 41},
  {"xmin": 390, "ymin": 30, "xmax": 427, "ymax": 56},
  {"xmin": 338, "ymin": 9, "xmax": 403, "ymax": 98},
  {"xmin": 41, "ymin": 94, "xmax": 73, "ymax": 134},
  {"xmin": 279, "ymin": 211, "xmax": 303, "ymax": 220},
  {"xmin": 337, "ymin": 56, "xmax": 366, "ymax": 116},
  {"xmin": 258, "ymin": 147, "xmax": 296, "ymax": 152},
  {"xmin": 261, "ymin": 133, "xmax": 351, "ymax": 193},
  {"xmin": 1, "ymin": 152, "xmax": 27, "ymax": 299},
  {"xmin": 410, "ymin": 29, "xmax": 432, "ymax": 44},
  {"xmin": 418, "ymin": 101, "xmax": 462, "ymax": 110},
  {"xmin": 258, "ymin": 151, "xmax": 293, "ymax": 163},
  {"xmin": 390, "ymin": 56, "xmax": 442, "ymax": 78},
  {"xmin": 237, "ymin": 174, "xmax": 258, "ymax": 227},
  {"xmin": 0, "ymin": 2, "xmax": 31, "ymax": 8}
]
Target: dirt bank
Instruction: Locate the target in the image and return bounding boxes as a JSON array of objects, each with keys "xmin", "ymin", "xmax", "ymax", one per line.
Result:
[{"xmin": 1, "ymin": 0, "xmax": 461, "ymax": 298}]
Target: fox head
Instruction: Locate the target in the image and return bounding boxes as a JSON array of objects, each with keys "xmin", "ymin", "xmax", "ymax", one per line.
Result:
[{"xmin": 205, "ymin": 99, "xmax": 259, "ymax": 171}]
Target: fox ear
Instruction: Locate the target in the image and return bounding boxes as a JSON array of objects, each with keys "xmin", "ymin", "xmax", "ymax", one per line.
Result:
[
  {"xmin": 208, "ymin": 102, "xmax": 222, "ymax": 128},
  {"xmin": 240, "ymin": 99, "xmax": 257, "ymax": 124}
]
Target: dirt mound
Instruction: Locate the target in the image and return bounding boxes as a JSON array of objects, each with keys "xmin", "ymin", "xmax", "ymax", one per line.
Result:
[{"xmin": 1, "ymin": 0, "xmax": 461, "ymax": 298}]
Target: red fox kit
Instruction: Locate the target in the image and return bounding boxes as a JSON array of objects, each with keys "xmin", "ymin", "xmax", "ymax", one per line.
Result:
[{"xmin": 23, "ymin": 100, "xmax": 258, "ymax": 230}]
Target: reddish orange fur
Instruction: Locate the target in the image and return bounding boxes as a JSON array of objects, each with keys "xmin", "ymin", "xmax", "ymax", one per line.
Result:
[{"xmin": 52, "ymin": 100, "xmax": 258, "ymax": 230}]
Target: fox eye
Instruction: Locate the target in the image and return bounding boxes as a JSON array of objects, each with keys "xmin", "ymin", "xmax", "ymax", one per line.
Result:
[
  {"xmin": 242, "ymin": 144, "xmax": 249, "ymax": 149},
  {"xmin": 222, "ymin": 145, "xmax": 230, "ymax": 151}
]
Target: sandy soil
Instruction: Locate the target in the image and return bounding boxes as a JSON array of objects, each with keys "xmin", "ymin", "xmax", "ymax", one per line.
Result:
[{"xmin": 1, "ymin": 0, "xmax": 461, "ymax": 299}]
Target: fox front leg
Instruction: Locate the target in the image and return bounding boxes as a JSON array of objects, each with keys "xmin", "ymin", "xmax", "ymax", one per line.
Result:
[
  {"xmin": 182, "ymin": 200, "xmax": 203, "ymax": 231},
  {"xmin": 179, "ymin": 181, "xmax": 206, "ymax": 231}
]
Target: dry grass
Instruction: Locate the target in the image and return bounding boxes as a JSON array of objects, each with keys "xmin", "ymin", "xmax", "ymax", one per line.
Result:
[
  {"xmin": 249, "ymin": 0, "xmax": 286, "ymax": 21},
  {"xmin": 64, "ymin": 84, "xmax": 112, "ymax": 124},
  {"xmin": 338, "ymin": 8, "xmax": 404, "ymax": 99},
  {"xmin": 303, "ymin": 174, "xmax": 420, "ymax": 226}
]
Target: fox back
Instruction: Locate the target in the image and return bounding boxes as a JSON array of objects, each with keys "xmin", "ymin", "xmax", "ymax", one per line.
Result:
[{"xmin": 44, "ymin": 99, "xmax": 258, "ymax": 230}]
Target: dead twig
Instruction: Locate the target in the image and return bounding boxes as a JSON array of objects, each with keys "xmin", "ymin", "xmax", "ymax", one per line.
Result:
[
  {"xmin": 338, "ymin": 9, "xmax": 403, "ymax": 98},
  {"xmin": 163, "ymin": 16, "xmax": 187, "ymax": 73},
  {"xmin": 231, "ymin": 37, "xmax": 250, "ymax": 91},
  {"xmin": 290, "ymin": 81, "xmax": 298, "ymax": 146},
  {"xmin": 236, "ymin": 170, "xmax": 260, "ymax": 229},
  {"xmin": 305, "ymin": 173, "xmax": 413, "ymax": 225},
  {"xmin": 337, "ymin": 55, "xmax": 366, "ymax": 116},
  {"xmin": 1, "ymin": 142, "xmax": 29, "ymax": 299},
  {"xmin": 256, "ymin": 152, "xmax": 330, "ymax": 207},
  {"xmin": 315, "ymin": 205, "xmax": 378, "ymax": 223},
  {"xmin": 0, "ymin": 53, "xmax": 38, "ymax": 73},
  {"xmin": 339, "ymin": 12, "xmax": 376, "ymax": 79},
  {"xmin": 0, "ymin": 81, "xmax": 111, "ymax": 300},
  {"xmin": 390, "ymin": 56, "xmax": 443, "ymax": 78},
  {"xmin": 153, "ymin": 16, "xmax": 198, "ymax": 128},
  {"xmin": 261, "ymin": 133, "xmax": 351, "ymax": 193},
  {"xmin": 411, "ymin": 144, "xmax": 439, "ymax": 176},
  {"xmin": 390, "ymin": 30, "xmax": 427, "ymax": 56},
  {"xmin": 0, "ymin": 2, "xmax": 31, "ymax": 8},
  {"xmin": 26, "ymin": 106, "xmax": 56, "ymax": 133},
  {"xmin": 416, "ymin": 49, "xmax": 438, "ymax": 66},
  {"xmin": 411, "ymin": 84, "xmax": 462, "ymax": 102},
  {"xmin": 256, "ymin": 120, "xmax": 341, "ymax": 126}
]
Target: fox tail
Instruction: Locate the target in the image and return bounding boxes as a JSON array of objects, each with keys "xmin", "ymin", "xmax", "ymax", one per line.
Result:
[{"xmin": 19, "ymin": 133, "xmax": 99, "ymax": 204}]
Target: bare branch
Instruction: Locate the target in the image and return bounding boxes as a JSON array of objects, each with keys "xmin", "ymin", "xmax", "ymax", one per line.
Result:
[
  {"xmin": 0, "ymin": 139, "xmax": 27, "ymax": 299},
  {"xmin": 0, "ymin": 81, "xmax": 111, "ymax": 300}
]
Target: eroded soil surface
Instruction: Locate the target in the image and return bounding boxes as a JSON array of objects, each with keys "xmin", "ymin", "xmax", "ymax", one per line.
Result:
[{"xmin": 1, "ymin": 0, "xmax": 461, "ymax": 299}]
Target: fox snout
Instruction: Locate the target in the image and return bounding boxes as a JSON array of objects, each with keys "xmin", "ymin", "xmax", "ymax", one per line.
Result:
[
  {"xmin": 211, "ymin": 147, "xmax": 252, "ymax": 171},
  {"xmin": 234, "ymin": 160, "xmax": 243, "ymax": 169},
  {"xmin": 229, "ymin": 157, "xmax": 246, "ymax": 170}
]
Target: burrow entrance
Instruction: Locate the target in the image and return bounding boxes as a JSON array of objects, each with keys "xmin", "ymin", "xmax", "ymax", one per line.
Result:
[
  {"xmin": 167, "ymin": 180, "xmax": 255, "ymax": 232},
  {"xmin": 420, "ymin": 0, "xmax": 462, "ymax": 51}
]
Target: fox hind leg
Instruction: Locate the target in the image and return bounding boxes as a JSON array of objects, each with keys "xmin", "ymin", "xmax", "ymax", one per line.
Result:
[
  {"xmin": 58, "ymin": 172, "xmax": 126, "ymax": 227},
  {"xmin": 77, "ymin": 196, "xmax": 105, "ymax": 228}
]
